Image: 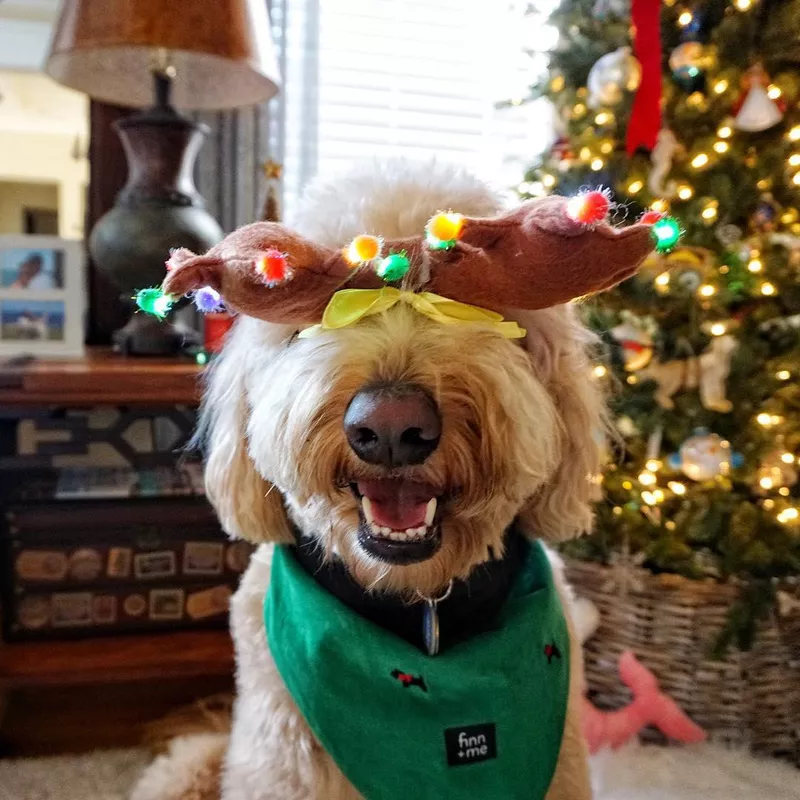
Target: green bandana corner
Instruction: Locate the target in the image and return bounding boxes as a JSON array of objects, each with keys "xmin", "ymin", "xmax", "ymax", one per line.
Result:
[{"xmin": 265, "ymin": 540, "xmax": 570, "ymax": 800}]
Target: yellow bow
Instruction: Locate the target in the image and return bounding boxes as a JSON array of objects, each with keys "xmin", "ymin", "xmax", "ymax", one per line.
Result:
[{"xmin": 299, "ymin": 287, "xmax": 526, "ymax": 339}]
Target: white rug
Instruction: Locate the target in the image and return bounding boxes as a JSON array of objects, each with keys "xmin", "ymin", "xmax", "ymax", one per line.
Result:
[
  {"xmin": 0, "ymin": 742, "xmax": 799, "ymax": 799},
  {"xmin": 592, "ymin": 742, "xmax": 800, "ymax": 800},
  {"xmin": 0, "ymin": 748, "xmax": 149, "ymax": 800}
]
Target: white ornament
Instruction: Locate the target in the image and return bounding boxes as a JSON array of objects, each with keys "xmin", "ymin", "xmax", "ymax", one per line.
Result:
[
  {"xmin": 677, "ymin": 269, "xmax": 703, "ymax": 292},
  {"xmin": 735, "ymin": 65, "xmax": 784, "ymax": 132},
  {"xmin": 678, "ymin": 431, "xmax": 732, "ymax": 482},
  {"xmin": 716, "ymin": 224, "xmax": 743, "ymax": 247},
  {"xmin": 736, "ymin": 87, "xmax": 784, "ymax": 131},
  {"xmin": 610, "ymin": 319, "xmax": 655, "ymax": 371},
  {"xmin": 587, "ymin": 47, "xmax": 642, "ymax": 108},
  {"xmin": 639, "ymin": 335, "xmax": 737, "ymax": 412},
  {"xmin": 648, "ymin": 129, "xmax": 679, "ymax": 198},
  {"xmin": 602, "ymin": 545, "xmax": 647, "ymax": 597}
]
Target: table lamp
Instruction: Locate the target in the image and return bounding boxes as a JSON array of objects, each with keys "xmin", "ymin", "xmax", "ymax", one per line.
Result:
[{"xmin": 46, "ymin": 0, "xmax": 280, "ymax": 355}]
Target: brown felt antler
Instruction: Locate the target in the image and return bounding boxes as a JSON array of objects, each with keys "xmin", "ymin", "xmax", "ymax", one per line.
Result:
[
  {"xmin": 162, "ymin": 222, "xmax": 378, "ymax": 324},
  {"xmin": 426, "ymin": 195, "xmax": 656, "ymax": 311},
  {"xmin": 161, "ymin": 195, "xmax": 660, "ymax": 324}
]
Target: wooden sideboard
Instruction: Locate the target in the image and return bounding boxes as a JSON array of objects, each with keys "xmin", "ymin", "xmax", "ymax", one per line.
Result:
[
  {"xmin": 0, "ymin": 349, "xmax": 234, "ymax": 753},
  {"xmin": 0, "ymin": 348, "xmax": 203, "ymax": 406}
]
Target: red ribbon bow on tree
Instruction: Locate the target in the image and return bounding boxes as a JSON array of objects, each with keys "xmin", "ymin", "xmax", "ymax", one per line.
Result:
[{"xmin": 626, "ymin": 0, "xmax": 663, "ymax": 155}]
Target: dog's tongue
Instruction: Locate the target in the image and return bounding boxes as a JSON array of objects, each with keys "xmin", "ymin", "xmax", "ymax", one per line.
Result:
[{"xmin": 358, "ymin": 479, "xmax": 434, "ymax": 530}]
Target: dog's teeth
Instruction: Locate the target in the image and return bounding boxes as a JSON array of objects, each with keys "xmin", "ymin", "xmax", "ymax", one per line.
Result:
[
  {"xmin": 366, "ymin": 521, "xmax": 432, "ymax": 543},
  {"xmin": 425, "ymin": 498, "xmax": 437, "ymax": 526},
  {"xmin": 361, "ymin": 496, "xmax": 374, "ymax": 524}
]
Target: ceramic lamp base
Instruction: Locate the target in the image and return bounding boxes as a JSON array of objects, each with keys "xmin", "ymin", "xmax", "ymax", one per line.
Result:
[{"xmin": 112, "ymin": 310, "xmax": 199, "ymax": 357}]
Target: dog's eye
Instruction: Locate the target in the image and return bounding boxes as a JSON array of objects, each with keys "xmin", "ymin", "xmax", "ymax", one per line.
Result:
[{"xmin": 286, "ymin": 330, "xmax": 300, "ymax": 346}]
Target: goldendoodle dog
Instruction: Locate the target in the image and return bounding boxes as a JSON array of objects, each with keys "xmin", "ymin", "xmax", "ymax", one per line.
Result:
[{"xmin": 132, "ymin": 161, "xmax": 660, "ymax": 800}]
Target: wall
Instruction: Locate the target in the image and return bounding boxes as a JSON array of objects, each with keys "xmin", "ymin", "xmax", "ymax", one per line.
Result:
[
  {"xmin": 0, "ymin": 0, "xmax": 60, "ymax": 72},
  {"xmin": 0, "ymin": 181, "xmax": 58, "ymax": 233},
  {"xmin": 0, "ymin": 70, "xmax": 88, "ymax": 239}
]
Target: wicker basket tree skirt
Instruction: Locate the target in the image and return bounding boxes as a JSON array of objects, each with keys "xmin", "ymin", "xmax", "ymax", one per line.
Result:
[{"xmin": 566, "ymin": 559, "xmax": 800, "ymax": 765}]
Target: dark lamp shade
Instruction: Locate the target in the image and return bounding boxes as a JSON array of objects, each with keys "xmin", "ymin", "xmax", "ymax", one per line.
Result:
[{"xmin": 45, "ymin": 0, "xmax": 280, "ymax": 110}]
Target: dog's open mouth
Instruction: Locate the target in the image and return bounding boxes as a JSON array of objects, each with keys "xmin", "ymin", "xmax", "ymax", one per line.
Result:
[{"xmin": 351, "ymin": 479, "xmax": 442, "ymax": 565}]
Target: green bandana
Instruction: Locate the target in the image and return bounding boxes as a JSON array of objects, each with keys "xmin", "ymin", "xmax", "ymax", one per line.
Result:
[{"xmin": 265, "ymin": 540, "xmax": 569, "ymax": 800}]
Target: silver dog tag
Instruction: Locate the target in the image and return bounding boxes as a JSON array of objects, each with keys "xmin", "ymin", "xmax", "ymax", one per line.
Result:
[
  {"xmin": 423, "ymin": 600, "xmax": 440, "ymax": 656},
  {"xmin": 420, "ymin": 580, "xmax": 452, "ymax": 656}
]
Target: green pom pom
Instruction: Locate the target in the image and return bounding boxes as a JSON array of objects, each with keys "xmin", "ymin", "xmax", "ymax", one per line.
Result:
[
  {"xmin": 377, "ymin": 252, "xmax": 410, "ymax": 282},
  {"xmin": 652, "ymin": 216, "xmax": 682, "ymax": 253},
  {"xmin": 425, "ymin": 232, "xmax": 457, "ymax": 251},
  {"xmin": 135, "ymin": 288, "xmax": 174, "ymax": 318}
]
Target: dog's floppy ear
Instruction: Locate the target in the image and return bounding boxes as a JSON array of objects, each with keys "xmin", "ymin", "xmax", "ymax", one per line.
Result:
[
  {"xmin": 513, "ymin": 306, "xmax": 607, "ymax": 542},
  {"xmin": 197, "ymin": 319, "xmax": 293, "ymax": 544}
]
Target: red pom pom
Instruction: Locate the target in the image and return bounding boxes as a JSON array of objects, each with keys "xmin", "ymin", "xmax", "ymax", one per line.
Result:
[
  {"xmin": 639, "ymin": 210, "xmax": 666, "ymax": 226},
  {"xmin": 256, "ymin": 249, "xmax": 289, "ymax": 283},
  {"xmin": 566, "ymin": 190, "xmax": 611, "ymax": 226}
]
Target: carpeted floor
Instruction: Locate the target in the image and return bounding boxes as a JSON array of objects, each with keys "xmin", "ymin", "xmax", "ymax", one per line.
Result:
[
  {"xmin": 0, "ymin": 747, "xmax": 149, "ymax": 800},
  {"xmin": 1, "ymin": 741, "xmax": 799, "ymax": 799},
  {"xmin": 592, "ymin": 741, "xmax": 800, "ymax": 799}
]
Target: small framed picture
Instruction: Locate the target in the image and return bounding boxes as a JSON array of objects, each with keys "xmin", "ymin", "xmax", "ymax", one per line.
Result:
[
  {"xmin": 92, "ymin": 595, "xmax": 118, "ymax": 624},
  {"xmin": 0, "ymin": 236, "xmax": 84, "ymax": 357},
  {"xmin": 183, "ymin": 542, "xmax": 224, "ymax": 576},
  {"xmin": 108, "ymin": 547, "xmax": 133, "ymax": 579},
  {"xmin": 149, "ymin": 588, "xmax": 185, "ymax": 621},
  {"xmin": 186, "ymin": 585, "xmax": 232, "ymax": 620},
  {"xmin": 52, "ymin": 592, "xmax": 92, "ymax": 628},
  {"xmin": 134, "ymin": 551, "xmax": 177, "ymax": 580}
]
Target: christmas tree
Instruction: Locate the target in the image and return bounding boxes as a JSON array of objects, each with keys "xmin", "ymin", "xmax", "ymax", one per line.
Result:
[{"xmin": 517, "ymin": 0, "xmax": 800, "ymax": 650}]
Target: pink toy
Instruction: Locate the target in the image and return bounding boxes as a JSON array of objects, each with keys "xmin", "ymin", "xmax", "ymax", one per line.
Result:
[{"xmin": 581, "ymin": 650, "xmax": 706, "ymax": 754}]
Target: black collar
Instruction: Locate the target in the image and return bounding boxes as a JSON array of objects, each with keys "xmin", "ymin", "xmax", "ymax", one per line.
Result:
[{"xmin": 291, "ymin": 524, "xmax": 526, "ymax": 653}]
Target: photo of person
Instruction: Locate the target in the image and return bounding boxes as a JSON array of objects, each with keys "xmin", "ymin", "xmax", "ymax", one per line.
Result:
[
  {"xmin": 0, "ymin": 237, "xmax": 84, "ymax": 357},
  {"xmin": 1, "ymin": 248, "xmax": 64, "ymax": 289},
  {"xmin": 0, "ymin": 300, "xmax": 65, "ymax": 341}
]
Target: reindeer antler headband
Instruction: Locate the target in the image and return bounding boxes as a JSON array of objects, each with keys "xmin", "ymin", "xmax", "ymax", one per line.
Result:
[{"xmin": 136, "ymin": 191, "xmax": 681, "ymax": 336}]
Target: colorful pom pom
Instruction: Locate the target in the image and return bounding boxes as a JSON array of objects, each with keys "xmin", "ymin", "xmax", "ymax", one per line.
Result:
[
  {"xmin": 256, "ymin": 249, "xmax": 289, "ymax": 284},
  {"xmin": 565, "ymin": 190, "xmax": 612, "ymax": 226},
  {"xmin": 345, "ymin": 234, "xmax": 383, "ymax": 266},
  {"xmin": 377, "ymin": 252, "xmax": 411, "ymax": 282},
  {"xmin": 639, "ymin": 210, "xmax": 666, "ymax": 225},
  {"xmin": 650, "ymin": 216, "xmax": 682, "ymax": 253},
  {"xmin": 194, "ymin": 286, "xmax": 224, "ymax": 313},
  {"xmin": 426, "ymin": 212, "xmax": 464, "ymax": 250},
  {"xmin": 135, "ymin": 288, "xmax": 174, "ymax": 319}
]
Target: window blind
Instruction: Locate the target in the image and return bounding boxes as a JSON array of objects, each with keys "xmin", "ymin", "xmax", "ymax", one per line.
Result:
[{"xmin": 279, "ymin": 0, "xmax": 553, "ymax": 218}]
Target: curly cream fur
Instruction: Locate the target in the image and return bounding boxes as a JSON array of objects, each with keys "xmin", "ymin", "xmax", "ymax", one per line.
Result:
[{"xmin": 155, "ymin": 161, "xmax": 603, "ymax": 799}]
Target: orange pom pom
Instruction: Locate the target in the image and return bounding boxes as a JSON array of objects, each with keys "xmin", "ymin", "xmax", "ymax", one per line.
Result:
[
  {"xmin": 256, "ymin": 249, "xmax": 289, "ymax": 284},
  {"xmin": 345, "ymin": 234, "xmax": 383, "ymax": 266},
  {"xmin": 566, "ymin": 190, "xmax": 611, "ymax": 226},
  {"xmin": 426, "ymin": 212, "xmax": 464, "ymax": 246}
]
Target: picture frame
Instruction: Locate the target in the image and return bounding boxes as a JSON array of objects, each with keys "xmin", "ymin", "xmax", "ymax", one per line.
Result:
[
  {"xmin": 149, "ymin": 588, "xmax": 185, "ymax": 621},
  {"xmin": 183, "ymin": 542, "xmax": 224, "ymax": 576},
  {"xmin": 134, "ymin": 551, "xmax": 177, "ymax": 580},
  {"xmin": 0, "ymin": 235, "xmax": 85, "ymax": 358}
]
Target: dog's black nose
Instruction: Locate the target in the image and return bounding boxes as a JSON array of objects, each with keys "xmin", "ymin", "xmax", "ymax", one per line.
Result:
[{"xmin": 344, "ymin": 384, "xmax": 441, "ymax": 467}]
